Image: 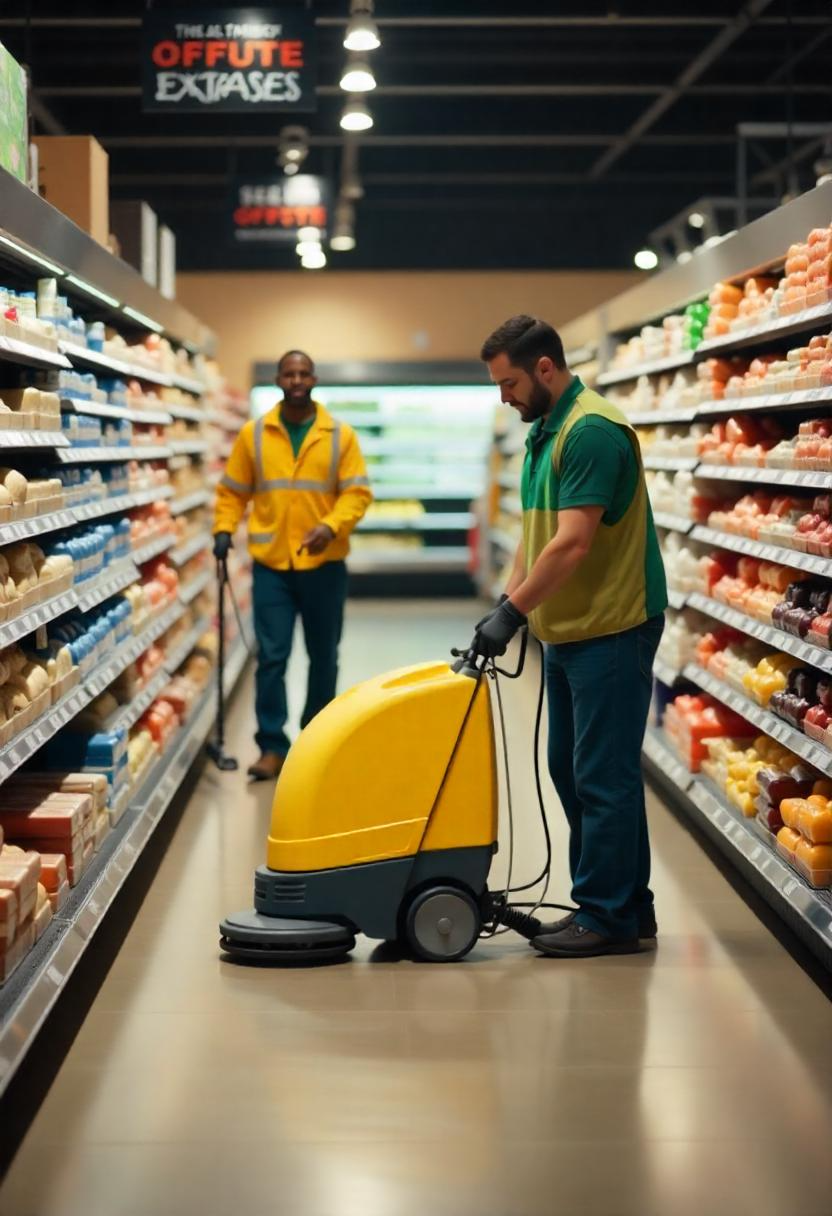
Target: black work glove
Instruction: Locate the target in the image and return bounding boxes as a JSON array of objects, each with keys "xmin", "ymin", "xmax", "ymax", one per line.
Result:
[
  {"xmin": 475, "ymin": 592, "xmax": 508, "ymax": 631},
  {"xmin": 473, "ymin": 598, "xmax": 527, "ymax": 659},
  {"xmin": 213, "ymin": 532, "xmax": 232, "ymax": 560}
]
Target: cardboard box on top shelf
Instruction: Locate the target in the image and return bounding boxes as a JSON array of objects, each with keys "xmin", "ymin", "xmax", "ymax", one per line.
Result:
[
  {"xmin": 33, "ymin": 135, "xmax": 110, "ymax": 246},
  {"xmin": 158, "ymin": 224, "xmax": 176, "ymax": 300},
  {"xmin": 110, "ymin": 200, "xmax": 158, "ymax": 288}
]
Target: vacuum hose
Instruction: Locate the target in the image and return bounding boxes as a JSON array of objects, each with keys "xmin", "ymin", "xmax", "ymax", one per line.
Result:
[{"xmin": 490, "ymin": 899, "xmax": 542, "ymax": 941}]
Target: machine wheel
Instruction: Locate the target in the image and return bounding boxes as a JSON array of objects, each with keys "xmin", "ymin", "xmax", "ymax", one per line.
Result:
[{"xmin": 404, "ymin": 885, "xmax": 481, "ymax": 962}]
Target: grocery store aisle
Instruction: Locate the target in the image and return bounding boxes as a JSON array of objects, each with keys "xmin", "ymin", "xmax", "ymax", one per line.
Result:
[{"xmin": 3, "ymin": 600, "xmax": 832, "ymax": 1216}]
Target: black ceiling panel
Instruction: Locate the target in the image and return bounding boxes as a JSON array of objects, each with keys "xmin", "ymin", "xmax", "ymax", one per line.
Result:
[{"xmin": 2, "ymin": 1, "xmax": 830, "ymax": 270}]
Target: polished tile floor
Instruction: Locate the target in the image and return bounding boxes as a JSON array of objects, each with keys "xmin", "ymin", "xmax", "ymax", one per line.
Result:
[{"xmin": 3, "ymin": 600, "xmax": 832, "ymax": 1216}]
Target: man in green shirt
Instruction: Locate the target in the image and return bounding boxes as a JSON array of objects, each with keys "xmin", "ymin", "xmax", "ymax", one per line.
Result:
[{"xmin": 473, "ymin": 316, "xmax": 667, "ymax": 958}]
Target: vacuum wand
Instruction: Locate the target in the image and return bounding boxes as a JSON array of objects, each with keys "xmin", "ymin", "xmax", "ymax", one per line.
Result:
[{"xmin": 206, "ymin": 555, "xmax": 239, "ymax": 772}]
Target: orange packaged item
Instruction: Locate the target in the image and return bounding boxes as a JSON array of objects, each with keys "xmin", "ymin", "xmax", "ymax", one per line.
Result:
[
  {"xmin": 37, "ymin": 853, "xmax": 68, "ymax": 893},
  {"xmin": 0, "ymin": 888, "xmax": 18, "ymax": 944},
  {"xmin": 795, "ymin": 838, "xmax": 832, "ymax": 888},
  {"xmin": 776, "ymin": 825, "xmax": 801, "ymax": 864},
  {"xmin": 709, "ymin": 283, "xmax": 743, "ymax": 307},
  {"xmin": 798, "ymin": 798, "xmax": 832, "ymax": 844},
  {"xmin": 779, "ymin": 798, "xmax": 809, "ymax": 830}
]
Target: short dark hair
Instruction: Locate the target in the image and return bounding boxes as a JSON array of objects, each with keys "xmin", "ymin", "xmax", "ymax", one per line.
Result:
[
  {"xmin": 277, "ymin": 349, "xmax": 315, "ymax": 374},
  {"xmin": 480, "ymin": 315, "xmax": 566, "ymax": 372}
]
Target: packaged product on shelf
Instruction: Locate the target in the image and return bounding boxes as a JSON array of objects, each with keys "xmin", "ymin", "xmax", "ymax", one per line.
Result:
[
  {"xmin": 663, "ymin": 692, "xmax": 757, "ymax": 771},
  {"xmin": 656, "ymin": 608, "xmax": 708, "ymax": 671}
]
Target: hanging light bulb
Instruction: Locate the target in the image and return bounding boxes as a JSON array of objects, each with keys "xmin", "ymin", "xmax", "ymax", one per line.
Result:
[
  {"xmin": 301, "ymin": 245, "xmax": 327, "ymax": 269},
  {"xmin": 340, "ymin": 58, "xmax": 376, "ymax": 92},
  {"xmin": 344, "ymin": 1, "xmax": 381, "ymax": 52},
  {"xmin": 340, "ymin": 97, "xmax": 374, "ymax": 132},
  {"xmin": 634, "ymin": 249, "xmax": 658, "ymax": 270},
  {"xmin": 330, "ymin": 201, "xmax": 356, "ymax": 252}
]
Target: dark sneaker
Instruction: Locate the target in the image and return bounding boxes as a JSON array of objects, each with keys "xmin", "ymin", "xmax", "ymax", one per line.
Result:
[
  {"xmin": 531, "ymin": 922, "xmax": 641, "ymax": 958},
  {"xmin": 537, "ymin": 910, "xmax": 658, "ymax": 941}
]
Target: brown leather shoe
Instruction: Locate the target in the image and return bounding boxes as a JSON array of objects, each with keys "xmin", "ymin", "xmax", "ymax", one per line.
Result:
[
  {"xmin": 537, "ymin": 910, "xmax": 658, "ymax": 941},
  {"xmin": 247, "ymin": 752, "xmax": 285, "ymax": 781}
]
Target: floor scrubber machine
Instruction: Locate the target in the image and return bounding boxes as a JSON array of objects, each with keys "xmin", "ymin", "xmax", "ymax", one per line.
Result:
[{"xmin": 219, "ymin": 615, "xmax": 563, "ymax": 964}]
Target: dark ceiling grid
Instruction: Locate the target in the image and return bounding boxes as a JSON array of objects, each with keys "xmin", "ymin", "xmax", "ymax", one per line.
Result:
[{"xmin": 1, "ymin": 2, "xmax": 830, "ymax": 270}]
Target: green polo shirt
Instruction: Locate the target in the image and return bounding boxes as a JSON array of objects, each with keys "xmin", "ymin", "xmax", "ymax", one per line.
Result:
[
  {"xmin": 523, "ymin": 377, "xmax": 638, "ymax": 525},
  {"xmin": 281, "ymin": 409, "xmax": 316, "ymax": 458}
]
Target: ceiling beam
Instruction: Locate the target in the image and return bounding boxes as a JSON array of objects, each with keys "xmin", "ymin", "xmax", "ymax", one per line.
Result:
[
  {"xmin": 588, "ymin": 0, "xmax": 774, "ymax": 181},
  {"xmin": 35, "ymin": 82, "xmax": 830, "ymax": 100},
  {"xmin": 97, "ymin": 132, "xmax": 738, "ymax": 150},
  {"xmin": 28, "ymin": 93, "xmax": 66, "ymax": 136},
  {"xmin": 766, "ymin": 22, "xmax": 832, "ymax": 84},
  {"xmin": 0, "ymin": 14, "xmax": 828, "ymax": 28},
  {"xmin": 110, "ymin": 170, "xmax": 730, "ymax": 189}
]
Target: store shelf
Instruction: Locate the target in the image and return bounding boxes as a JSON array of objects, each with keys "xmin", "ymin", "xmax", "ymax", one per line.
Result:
[
  {"xmin": 627, "ymin": 408, "xmax": 698, "ymax": 425},
  {"xmin": 0, "ymin": 682, "xmax": 93, "ymax": 787},
  {"xmin": 683, "ymin": 662, "xmax": 832, "ymax": 776},
  {"xmin": 490, "ymin": 529, "xmax": 519, "ymax": 554},
  {"xmin": 168, "ymin": 439, "xmax": 209, "ymax": 457},
  {"xmin": 164, "ymin": 615, "xmax": 211, "ymax": 674},
  {"xmin": 644, "ymin": 760, "xmax": 832, "ymax": 971},
  {"xmin": 696, "ymin": 301, "xmax": 832, "ymax": 358},
  {"xmin": 597, "ymin": 351, "xmax": 695, "ymax": 388},
  {"xmin": 357, "ymin": 513, "xmax": 474, "ymax": 532},
  {"xmin": 667, "ymin": 589, "xmax": 688, "ymax": 611},
  {"xmin": 61, "ymin": 398, "xmax": 174, "ymax": 426},
  {"xmin": 179, "ymin": 568, "xmax": 212, "ymax": 605},
  {"xmin": 348, "ymin": 547, "xmax": 471, "ymax": 573},
  {"xmin": 170, "ymin": 490, "xmax": 211, "ymax": 517},
  {"xmin": 0, "ymin": 587, "xmax": 78, "ymax": 649},
  {"xmin": 686, "ymin": 591, "xmax": 832, "ymax": 675},
  {"xmin": 108, "ymin": 668, "xmax": 171, "ymax": 733},
  {"xmin": 0, "ymin": 430, "xmax": 69, "ymax": 449},
  {"xmin": 690, "ymin": 525, "xmax": 832, "ymax": 576},
  {"xmin": 0, "ymin": 509, "xmax": 76, "ymax": 547},
  {"xmin": 74, "ymin": 559, "xmax": 139, "ymax": 614},
  {"xmin": 499, "ymin": 494, "xmax": 523, "ymax": 517},
  {"xmin": 75, "ymin": 484, "xmax": 174, "ymax": 523},
  {"xmin": 652, "ymin": 656, "xmax": 682, "ymax": 687},
  {"xmin": 370, "ymin": 486, "xmax": 480, "ymax": 501},
  {"xmin": 643, "ymin": 456, "xmax": 698, "ymax": 472},
  {"xmin": 170, "ymin": 373, "xmax": 207, "ymax": 396},
  {"xmin": 0, "ymin": 334, "xmax": 71, "ymax": 371},
  {"xmin": 56, "ymin": 444, "xmax": 172, "ymax": 464},
  {"xmin": 696, "ymin": 464, "xmax": 832, "ymax": 490},
  {"xmin": 496, "ymin": 471, "xmax": 519, "ymax": 490},
  {"xmin": 59, "ymin": 342, "xmax": 173, "ymax": 387},
  {"xmin": 86, "ymin": 602, "xmax": 186, "ymax": 698},
  {"xmin": 169, "ymin": 532, "xmax": 211, "ymax": 568},
  {"xmin": 642, "ymin": 725, "xmax": 694, "ymax": 793},
  {"xmin": 132, "ymin": 532, "xmax": 175, "ymax": 565},
  {"xmin": 696, "ymin": 387, "xmax": 832, "ymax": 416},
  {"xmin": 652, "ymin": 511, "xmax": 693, "ymax": 534},
  {"xmin": 0, "ymin": 634, "xmax": 249, "ymax": 1095},
  {"xmin": 166, "ymin": 402, "xmax": 207, "ymax": 424}
]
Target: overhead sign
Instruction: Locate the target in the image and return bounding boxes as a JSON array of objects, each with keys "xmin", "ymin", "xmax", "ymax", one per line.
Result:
[
  {"xmin": 230, "ymin": 176, "xmax": 330, "ymax": 243},
  {"xmin": 142, "ymin": 8, "xmax": 317, "ymax": 112}
]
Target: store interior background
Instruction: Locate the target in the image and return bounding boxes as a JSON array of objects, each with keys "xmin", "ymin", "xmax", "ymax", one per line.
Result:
[{"xmin": 3, "ymin": 5, "xmax": 832, "ymax": 1212}]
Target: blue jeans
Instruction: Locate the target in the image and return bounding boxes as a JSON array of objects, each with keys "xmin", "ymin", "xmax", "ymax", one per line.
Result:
[
  {"xmin": 544, "ymin": 615, "xmax": 664, "ymax": 939},
  {"xmin": 252, "ymin": 560, "xmax": 348, "ymax": 757}
]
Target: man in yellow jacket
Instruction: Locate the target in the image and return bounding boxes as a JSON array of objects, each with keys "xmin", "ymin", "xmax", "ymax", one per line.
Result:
[{"xmin": 213, "ymin": 350, "xmax": 372, "ymax": 780}]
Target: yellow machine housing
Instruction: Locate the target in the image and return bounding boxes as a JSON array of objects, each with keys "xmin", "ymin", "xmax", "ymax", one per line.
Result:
[{"xmin": 267, "ymin": 661, "xmax": 498, "ymax": 873}]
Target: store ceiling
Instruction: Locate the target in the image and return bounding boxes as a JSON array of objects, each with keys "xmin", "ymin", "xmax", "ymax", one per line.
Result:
[{"xmin": 2, "ymin": 1, "xmax": 831, "ymax": 272}]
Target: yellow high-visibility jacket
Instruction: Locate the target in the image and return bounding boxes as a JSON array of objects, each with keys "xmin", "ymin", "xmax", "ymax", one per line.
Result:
[{"xmin": 213, "ymin": 402, "xmax": 372, "ymax": 571}]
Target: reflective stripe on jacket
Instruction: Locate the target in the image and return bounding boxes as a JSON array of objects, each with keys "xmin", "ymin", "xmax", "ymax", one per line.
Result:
[{"xmin": 213, "ymin": 402, "xmax": 372, "ymax": 570}]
